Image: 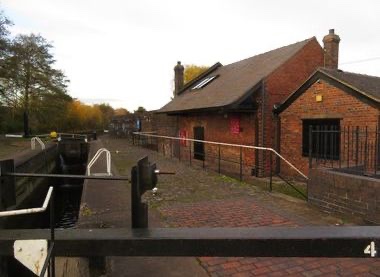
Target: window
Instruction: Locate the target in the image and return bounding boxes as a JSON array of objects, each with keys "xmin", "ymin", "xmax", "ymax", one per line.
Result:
[
  {"xmin": 191, "ymin": 76, "xmax": 217, "ymax": 90},
  {"xmin": 302, "ymin": 119, "xmax": 340, "ymax": 160}
]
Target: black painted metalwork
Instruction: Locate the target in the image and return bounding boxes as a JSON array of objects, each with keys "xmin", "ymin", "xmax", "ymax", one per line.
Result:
[
  {"xmin": 0, "ymin": 159, "xmax": 16, "ymax": 208},
  {"xmin": 309, "ymin": 126, "xmax": 380, "ymax": 176},
  {"xmin": 4, "ymin": 172, "xmax": 130, "ymax": 181},
  {"xmin": 0, "ymin": 227, "xmax": 378, "ymax": 258},
  {"xmin": 131, "ymin": 156, "xmax": 161, "ymax": 228}
]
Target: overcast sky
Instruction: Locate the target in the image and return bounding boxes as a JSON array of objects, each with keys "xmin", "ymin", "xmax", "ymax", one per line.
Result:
[{"xmin": 2, "ymin": 0, "xmax": 380, "ymax": 111}]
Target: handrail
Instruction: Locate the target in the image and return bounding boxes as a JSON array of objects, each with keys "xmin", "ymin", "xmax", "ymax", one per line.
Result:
[
  {"xmin": 0, "ymin": 186, "xmax": 53, "ymax": 217},
  {"xmin": 134, "ymin": 132, "xmax": 308, "ymax": 180},
  {"xmin": 57, "ymin": 133, "xmax": 88, "ymax": 143},
  {"xmin": 31, "ymin": 136, "xmax": 46, "ymax": 150},
  {"xmin": 87, "ymin": 148, "xmax": 112, "ymax": 176}
]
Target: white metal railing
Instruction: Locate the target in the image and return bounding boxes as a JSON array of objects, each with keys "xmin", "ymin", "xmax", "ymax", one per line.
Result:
[
  {"xmin": 57, "ymin": 133, "xmax": 88, "ymax": 142},
  {"xmin": 133, "ymin": 132, "xmax": 308, "ymax": 180},
  {"xmin": 31, "ymin": 136, "xmax": 46, "ymax": 150},
  {"xmin": 0, "ymin": 186, "xmax": 53, "ymax": 217},
  {"xmin": 87, "ymin": 148, "xmax": 112, "ymax": 176}
]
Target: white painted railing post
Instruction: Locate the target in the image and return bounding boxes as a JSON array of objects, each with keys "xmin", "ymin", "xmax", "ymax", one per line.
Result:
[
  {"xmin": 87, "ymin": 148, "xmax": 112, "ymax": 176},
  {"xmin": 31, "ymin": 137, "xmax": 46, "ymax": 150}
]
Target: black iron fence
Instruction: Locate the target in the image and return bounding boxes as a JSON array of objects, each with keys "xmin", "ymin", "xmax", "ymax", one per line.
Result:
[
  {"xmin": 309, "ymin": 126, "xmax": 380, "ymax": 177},
  {"xmin": 133, "ymin": 132, "xmax": 308, "ymax": 199}
]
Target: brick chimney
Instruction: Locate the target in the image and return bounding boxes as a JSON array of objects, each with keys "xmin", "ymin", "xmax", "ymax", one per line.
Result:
[
  {"xmin": 323, "ymin": 29, "xmax": 340, "ymax": 69},
  {"xmin": 174, "ymin": 61, "xmax": 184, "ymax": 97}
]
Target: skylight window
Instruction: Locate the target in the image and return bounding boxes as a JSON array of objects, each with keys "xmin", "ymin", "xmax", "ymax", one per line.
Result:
[{"xmin": 192, "ymin": 76, "xmax": 217, "ymax": 90}]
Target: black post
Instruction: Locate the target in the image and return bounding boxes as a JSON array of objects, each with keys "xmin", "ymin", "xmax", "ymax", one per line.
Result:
[
  {"xmin": 309, "ymin": 126, "xmax": 313, "ymax": 169},
  {"xmin": 340, "ymin": 126, "xmax": 344, "ymax": 169},
  {"xmin": 171, "ymin": 139, "xmax": 173, "ymax": 159},
  {"xmin": 202, "ymin": 151, "xmax": 205, "ymax": 169},
  {"xmin": 239, "ymin": 147, "xmax": 242, "ymax": 182},
  {"xmin": 375, "ymin": 126, "xmax": 378, "ymax": 175},
  {"xmin": 131, "ymin": 157, "xmax": 158, "ymax": 228},
  {"xmin": 355, "ymin": 126, "xmax": 359, "ymax": 167},
  {"xmin": 331, "ymin": 126, "xmax": 334, "ymax": 167},
  {"xmin": 178, "ymin": 140, "xmax": 181, "ymax": 161},
  {"xmin": 269, "ymin": 152, "xmax": 273, "ymax": 192},
  {"xmin": 365, "ymin": 126, "xmax": 368, "ymax": 172},
  {"xmin": 347, "ymin": 126, "xmax": 350, "ymax": 168},
  {"xmin": 316, "ymin": 126, "xmax": 320, "ymax": 165},
  {"xmin": 131, "ymin": 165, "xmax": 148, "ymax": 228},
  {"xmin": 218, "ymin": 145, "xmax": 221, "ymax": 174},
  {"xmin": 323, "ymin": 125, "xmax": 328, "ymax": 161}
]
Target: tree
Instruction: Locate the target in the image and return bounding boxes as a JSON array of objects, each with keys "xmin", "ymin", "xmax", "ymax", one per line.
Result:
[
  {"xmin": 184, "ymin": 64, "xmax": 209, "ymax": 84},
  {"xmin": 96, "ymin": 103, "xmax": 114, "ymax": 129},
  {"xmin": 4, "ymin": 33, "xmax": 70, "ymax": 136},
  {"xmin": 0, "ymin": 11, "xmax": 12, "ymax": 105},
  {"xmin": 134, "ymin": 106, "xmax": 146, "ymax": 113},
  {"xmin": 114, "ymin": 108, "xmax": 129, "ymax": 116}
]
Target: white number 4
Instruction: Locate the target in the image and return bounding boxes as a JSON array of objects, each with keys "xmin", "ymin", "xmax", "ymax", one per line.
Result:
[{"xmin": 364, "ymin": 241, "xmax": 377, "ymax": 257}]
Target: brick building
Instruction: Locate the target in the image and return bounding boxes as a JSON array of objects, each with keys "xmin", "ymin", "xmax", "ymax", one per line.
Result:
[
  {"xmin": 274, "ymin": 68, "xmax": 380, "ymax": 177},
  {"xmin": 156, "ymin": 33, "xmax": 329, "ymax": 176}
]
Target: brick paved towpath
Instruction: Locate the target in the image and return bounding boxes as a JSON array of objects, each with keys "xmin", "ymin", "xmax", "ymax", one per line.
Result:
[{"xmin": 102, "ymin": 136, "xmax": 380, "ymax": 277}]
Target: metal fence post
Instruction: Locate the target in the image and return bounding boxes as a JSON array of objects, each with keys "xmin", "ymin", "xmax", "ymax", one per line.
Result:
[
  {"xmin": 340, "ymin": 126, "xmax": 344, "ymax": 169},
  {"xmin": 202, "ymin": 149, "xmax": 205, "ymax": 169},
  {"xmin": 316, "ymin": 126, "xmax": 320, "ymax": 165},
  {"xmin": 269, "ymin": 151, "xmax": 273, "ymax": 192},
  {"xmin": 239, "ymin": 147, "xmax": 242, "ymax": 182},
  {"xmin": 171, "ymin": 139, "xmax": 173, "ymax": 159},
  {"xmin": 365, "ymin": 126, "xmax": 368, "ymax": 172},
  {"xmin": 179, "ymin": 140, "xmax": 181, "ymax": 161},
  {"xmin": 309, "ymin": 126, "xmax": 313, "ymax": 169},
  {"xmin": 355, "ymin": 126, "xmax": 359, "ymax": 167},
  {"xmin": 375, "ymin": 126, "xmax": 378, "ymax": 175},
  {"xmin": 218, "ymin": 145, "xmax": 221, "ymax": 174},
  {"xmin": 347, "ymin": 126, "xmax": 350, "ymax": 168}
]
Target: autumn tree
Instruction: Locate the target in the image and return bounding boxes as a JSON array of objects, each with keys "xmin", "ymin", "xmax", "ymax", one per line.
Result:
[
  {"xmin": 114, "ymin": 108, "xmax": 129, "ymax": 116},
  {"xmin": 184, "ymin": 64, "xmax": 209, "ymax": 84},
  {"xmin": 64, "ymin": 100, "xmax": 111, "ymax": 132},
  {"xmin": 96, "ymin": 103, "xmax": 114, "ymax": 129}
]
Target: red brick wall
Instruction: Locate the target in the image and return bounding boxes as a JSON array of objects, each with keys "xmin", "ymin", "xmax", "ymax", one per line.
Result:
[
  {"xmin": 308, "ymin": 168, "xmax": 380, "ymax": 224},
  {"xmin": 157, "ymin": 39, "xmax": 324, "ymax": 177},
  {"xmin": 178, "ymin": 113, "xmax": 257, "ymax": 176},
  {"xmin": 279, "ymin": 80, "xmax": 380, "ymax": 177},
  {"xmin": 261, "ymin": 38, "xmax": 324, "ymax": 173}
]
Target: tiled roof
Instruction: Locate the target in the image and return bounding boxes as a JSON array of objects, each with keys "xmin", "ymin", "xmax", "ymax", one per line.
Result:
[
  {"xmin": 320, "ymin": 68, "xmax": 380, "ymax": 102},
  {"xmin": 158, "ymin": 37, "xmax": 317, "ymax": 113}
]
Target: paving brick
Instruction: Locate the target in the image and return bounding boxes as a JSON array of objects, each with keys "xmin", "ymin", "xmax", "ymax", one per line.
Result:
[
  {"xmin": 222, "ymin": 261, "xmax": 241, "ymax": 270},
  {"xmin": 106, "ymin": 138, "xmax": 379, "ymax": 277}
]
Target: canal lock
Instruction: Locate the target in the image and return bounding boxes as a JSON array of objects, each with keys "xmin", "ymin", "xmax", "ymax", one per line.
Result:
[{"xmin": 4, "ymin": 138, "xmax": 89, "ymax": 276}]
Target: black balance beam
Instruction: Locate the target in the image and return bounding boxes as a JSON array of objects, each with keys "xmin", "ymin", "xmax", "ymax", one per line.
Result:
[{"xmin": 0, "ymin": 227, "xmax": 378, "ymax": 258}]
